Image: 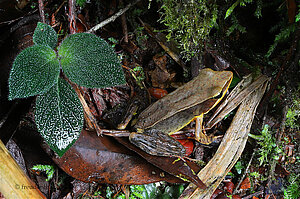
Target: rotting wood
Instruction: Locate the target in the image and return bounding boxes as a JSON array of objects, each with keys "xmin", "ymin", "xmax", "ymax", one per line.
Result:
[
  {"xmin": 179, "ymin": 75, "xmax": 269, "ymax": 199},
  {"xmin": 0, "ymin": 139, "xmax": 46, "ymax": 199}
]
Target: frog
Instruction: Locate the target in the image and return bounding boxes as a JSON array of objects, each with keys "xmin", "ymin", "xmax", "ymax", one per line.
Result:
[{"xmin": 129, "ymin": 68, "xmax": 233, "ymax": 157}]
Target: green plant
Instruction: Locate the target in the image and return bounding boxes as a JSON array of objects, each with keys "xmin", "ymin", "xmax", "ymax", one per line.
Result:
[
  {"xmin": 108, "ymin": 37, "xmax": 119, "ymax": 48},
  {"xmin": 226, "ymin": 13, "xmax": 246, "ymax": 36},
  {"xmin": 296, "ymin": 5, "xmax": 300, "ymax": 22},
  {"xmin": 225, "ymin": 0, "xmax": 262, "ymax": 19},
  {"xmin": 32, "ymin": 164, "xmax": 55, "ymax": 181},
  {"xmin": 76, "ymin": 0, "xmax": 87, "ymax": 7},
  {"xmin": 104, "ymin": 183, "xmax": 184, "ymax": 199},
  {"xmin": 285, "ymin": 85, "xmax": 300, "ymax": 130},
  {"xmin": 8, "ymin": 22, "xmax": 125, "ymax": 156},
  {"xmin": 234, "ymin": 160, "xmax": 244, "ymax": 175},
  {"xmin": 224, "ymin": 0, "xmax": 264, "ymax": 37},
  {"xmin": 265, "ymin": 1, "xmax": 299, "ymax": 58},
  {"xmin": 286, "ymin": 105, "xmax": 300, "ymax": 130},
  {"xmin": 249, "ymin": 125, "xmax": 282, "ymax": 166},
  {"xmin": 284, "ymin": 174, "xmax": 300, "ymax": 199},
  {"xmin": 130, "ymin": 65, "xmax": 145, "ymax": 89},
  {"xmin": 266, "ymin": 23, "xmax": 297, "ymax": 58}
]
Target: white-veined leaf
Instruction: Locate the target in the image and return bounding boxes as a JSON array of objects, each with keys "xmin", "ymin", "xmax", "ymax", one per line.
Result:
[
  {"xmin": 33, "ymin": 22, "xmax": 58, "ymax": 49},
  {"xmin": 35, "ymin": 78, "xmax": 83, "ymax": 157},
  {"xmin": 58, "ymin": 33, "xmax": 126, "ymax": 88},
  {"xmin": 8, "ymin": 45, "xmax": 60, "ymax": 100}
]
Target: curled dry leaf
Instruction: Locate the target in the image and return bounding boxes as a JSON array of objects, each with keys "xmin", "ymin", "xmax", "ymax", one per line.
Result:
[
  {"xmin": 115, "ymin": 137, "xmax": 206, "ymax": 189},
  {"xmin": 149, "ymin": 54, "xmax": 176, "ymax": 88},
  {"xmin": 50, "ymin": 130, "xmax": 184, "ymax": 185}
]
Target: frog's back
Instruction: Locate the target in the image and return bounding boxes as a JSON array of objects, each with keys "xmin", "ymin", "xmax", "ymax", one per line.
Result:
[{"xmin": 135, "ymin": 68, "xmax": 233, "ymax": 130}]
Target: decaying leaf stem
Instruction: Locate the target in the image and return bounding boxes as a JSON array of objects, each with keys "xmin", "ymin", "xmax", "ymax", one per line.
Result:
[{"xmin": 62, "ymin": 75, "xmax": 103, "ymax": 136}]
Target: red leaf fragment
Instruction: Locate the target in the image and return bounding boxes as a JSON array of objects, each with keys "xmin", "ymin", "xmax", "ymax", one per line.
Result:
[
  {"xmin": 240, "ymin": 177, "xmax": 251, "ymax": 190},
  {"xmin": 148, "ymin": 88, "xmax": 168, "ymax": 99},
  {"xmin": 51, "ymin": 130, "xmax": 183, "ymax": 185},
  {"xmin": 176, "ymin": 139, "xmax": 194, "ymax": 157}
]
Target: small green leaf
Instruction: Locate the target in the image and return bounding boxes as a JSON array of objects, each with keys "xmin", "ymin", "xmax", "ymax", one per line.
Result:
[
  {"xmin": 33, "ymin": 22, "xmax": 58, "ymax": 49},
  {"xmin": 58, "ymin": 33, "xmax": 126, "ymax": 88},
  {"xmin": 35, "ymin": 78, "xmax": 83, "ymax": 157},
  {"xmin": 32, "ymin": 164, "xmax": 55, "ymax": 181},
  {"xmin": 8, "ymin": 45, "xmax": 60, "ymax": 100},
  {"xmin": 225, "ymin": 0, "xmax": 240, "ymax": 19}
]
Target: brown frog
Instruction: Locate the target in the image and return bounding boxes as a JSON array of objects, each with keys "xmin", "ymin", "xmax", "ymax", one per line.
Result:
[{"xmin": 130, "ymin": 68, "xmax": 233, "ymax": 157}]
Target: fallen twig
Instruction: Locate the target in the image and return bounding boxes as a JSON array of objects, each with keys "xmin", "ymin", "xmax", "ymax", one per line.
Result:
[
  {"xmin": 266, "ymin": 105, "xmax": 288, "ymax": 189},
  {"xmin": 242, "ymin": 190, "xmax": 264, "ymax": 199},
  {"xmin": 233, "ymin": 151, "xmax": 255, "ymax": 194},
  {"xmin": 68, "ymin": 0, "xmax": 76, "ymax": 34},
  {"xmin": 62, "ymin": 75, "xmax": 103, "ymax": 136},
  {"xmin": 87, "ymin": 0, "xmax": 141, "ymax": 33},
  {"xmin": 139, "ymin": 19, "xmax": 188, "ymax": 72},
  {"xmin": 120, "ymin": 0, "xmax": 129, "ymax": 43},
  {"xmin": 0, "ymin": 139, "xmax": 46, "ymax": 198},
  {"xmin": 206, "ymin": 74, "xmax": 269, "ymax": 129}
]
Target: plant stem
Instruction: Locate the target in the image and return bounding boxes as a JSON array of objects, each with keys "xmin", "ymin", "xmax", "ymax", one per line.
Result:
[
  {"xmin": 38, "ymin": 0, "xmax": 45, "ymax": 23},
  {"xmin": 68, "ymin": 0, "xmax": 76, "ymax": 34}
]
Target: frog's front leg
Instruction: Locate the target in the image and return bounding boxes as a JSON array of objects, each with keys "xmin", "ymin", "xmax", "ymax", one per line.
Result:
[
  {"xmin": 129, "ymin": 129, "xmax": 186, "ymax": 157},
  {"xmin": 194, "ymin": 115, "xmax": 222, "ymax": 145}
]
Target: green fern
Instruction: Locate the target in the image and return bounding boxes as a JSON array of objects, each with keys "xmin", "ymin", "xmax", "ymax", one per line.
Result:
[
  {"xmin": 76, "ymin": 0, "xmax": 86, "ymax": 7},
  {"xmin": 284, "ymin": 174, "xmax": 300, "ymax": 199},
  {"xmin": 225, "ymin": 0, "xmax": 255, "ymax": 19},
  {"xmin": 296, "ymin": 4, "xmax": 300, "ymax": 22},
  {"xmin": 249, "ymin": 125, "xmax": 282, "ymax": 166},
  {"xmin": 226, "ymin": 13, "xmax": 246, "ymax": 36},
  {"xmin": 266, "ymin": 23, "xmax": 297, "ymax": 58}
]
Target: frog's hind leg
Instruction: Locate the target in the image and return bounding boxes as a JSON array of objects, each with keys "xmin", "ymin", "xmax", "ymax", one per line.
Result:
[{"xmin": 129, "ymin": 130, "xmax": 186, "ymax": 157}]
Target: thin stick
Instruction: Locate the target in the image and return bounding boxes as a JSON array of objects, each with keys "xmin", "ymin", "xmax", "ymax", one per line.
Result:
[
  {"xmin": 120, "ymin": 0, "xmax": 129, "ymax": 43},
  {"xmin": 242, "ymin": 190, "xmax": 264, "ymax": 199},
  {"xmin": 68, "ymin": 0, "xmax": 76, "ymax": 34},
  {"xmin": 87, "ymin": 0, "xmax": 141, "ymax": 33},
  {"xmin": 233, "ymin": 152, "xmax": 255, "ymax": 194},
  {"xmin": 62, "ymin": 75, "xmax": 103, "ymax": 136},
  {"xmin": 38, "ymin": 0, "xmax": 46, "ymax": 23}
]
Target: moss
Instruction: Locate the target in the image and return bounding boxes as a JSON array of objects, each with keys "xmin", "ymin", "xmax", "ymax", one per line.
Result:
[
  {"xmin": 285, "ymin": 85, "xmax": 300, "ymax": 130},
  {"xmin": 157, "ymin": 0, "xmax": 218, "ymax": 60}
]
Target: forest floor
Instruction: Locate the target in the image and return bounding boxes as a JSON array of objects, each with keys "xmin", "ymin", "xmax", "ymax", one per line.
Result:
[{"xmin": 0, "ymin": 0, "xmax": 299, "ymax": 198}]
